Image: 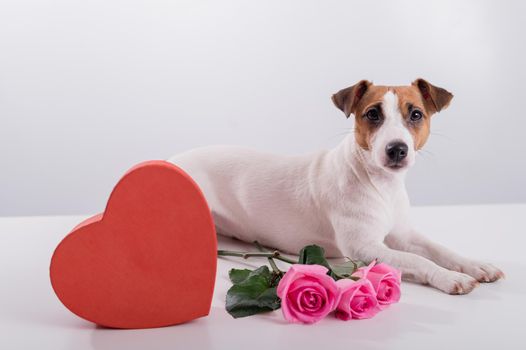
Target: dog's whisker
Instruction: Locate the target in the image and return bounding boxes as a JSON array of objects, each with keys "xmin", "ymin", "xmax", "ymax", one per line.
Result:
[
  {"xmin": 417, "ymin": 149, "xmax": 435, "ymax": 159},
  {"xmin": 430, "ymin": 131, "xmax": 453, "ymax": 141},
  {"xmin": 325, "ymin": 134, "xmax": 351, "ymax": 142},
  {"xmin": 422, "ymin": 149, "xmax": 435, "ymax": 156},
  {"xmin": 325, "ymin": 129, "xmax": 355, "ymax": 141}
]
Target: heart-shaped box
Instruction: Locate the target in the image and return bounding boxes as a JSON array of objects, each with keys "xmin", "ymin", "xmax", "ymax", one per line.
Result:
[{"xmin": 50, "ymin": 161, "xmax": 217, "ymax": 329}]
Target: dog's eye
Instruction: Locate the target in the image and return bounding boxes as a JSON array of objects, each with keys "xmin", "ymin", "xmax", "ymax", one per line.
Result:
[
  {"xmin": 410, "ymin": 110, "xmax": 423, "ymax": 122},
  {"xmin": 365, "ymin": 108, "xmax": 380, "ymax": 122}
]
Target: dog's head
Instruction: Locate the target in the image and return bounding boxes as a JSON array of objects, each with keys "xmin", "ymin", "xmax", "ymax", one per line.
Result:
[{"xmin": 332, "ymin": 79, "xmax": 453, "ymax": 172}]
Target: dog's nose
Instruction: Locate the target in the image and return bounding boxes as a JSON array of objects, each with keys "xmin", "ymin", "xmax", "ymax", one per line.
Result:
[{"xmin": 385, "ymin": 141, "xmax": 408, "ymax": 162}]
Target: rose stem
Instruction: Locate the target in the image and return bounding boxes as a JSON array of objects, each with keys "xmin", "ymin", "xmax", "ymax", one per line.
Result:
[
  {"xmin": 217, "ymin": 250, "xmax": 297, "ymax": 264},
  {"xmin": 253, "ymin": 241, "xmax": 282, "ymax": 275}
]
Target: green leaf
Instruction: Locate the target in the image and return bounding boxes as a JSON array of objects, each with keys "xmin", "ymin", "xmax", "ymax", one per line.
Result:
[
  {"xmin": 228, "ymin": 269, "xmax": 252, "ymax": 284},
  {"xmin": 298, "ymin": 245, "xmax": 331, "ymax": 270},
  {"xmin": 225, "ymin": 266, "xmax": 282, "ymax": 318},
  {"xmin": 298, "ymin": 245, "xmax": 367, "ymax": 281},
  {"xmin": 331, "ymin": 259, "xmax": 368, "ymax": 280},
  {"xmin": 330, "ymin": 260, "xmax": 358, "ymax": 279}
]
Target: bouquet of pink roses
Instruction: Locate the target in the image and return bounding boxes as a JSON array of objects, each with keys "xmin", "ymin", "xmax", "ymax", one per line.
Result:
[{"xmin": 218, "ymin": 243, "xmax": 401, "ymax": 324}]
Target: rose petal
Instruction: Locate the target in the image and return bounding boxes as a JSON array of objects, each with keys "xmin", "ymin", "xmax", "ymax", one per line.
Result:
[
  {"xmin": 277, "ymin": 264, "xmax": 340, "ymax": 324},
  {"xmin": 370, "ymin": 263, "xmax": 402, "ymax": 283},
  {"xmin": 335, "ymin": 278, "xmax": 380, "ymax": 320}
]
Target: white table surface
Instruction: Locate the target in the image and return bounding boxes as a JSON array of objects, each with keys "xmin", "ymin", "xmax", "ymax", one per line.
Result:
[{"xmin": 1, "ymin": 204, "xmax": 525, "ymax": 350}]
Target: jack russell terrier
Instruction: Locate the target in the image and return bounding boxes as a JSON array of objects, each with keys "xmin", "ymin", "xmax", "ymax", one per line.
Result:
[{"xmin": 169, "ymin": 79, "xmax": 504, "ymax": 294}]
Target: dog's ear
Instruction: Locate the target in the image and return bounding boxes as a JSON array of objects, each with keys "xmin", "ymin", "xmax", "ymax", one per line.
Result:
[
  {"xmin": 332, "ymin": 80, "xmax": 372, "ymax": 118},
  {"xmin": 412, "ymin": 78, "xmax": 453, "ymax": 114}
]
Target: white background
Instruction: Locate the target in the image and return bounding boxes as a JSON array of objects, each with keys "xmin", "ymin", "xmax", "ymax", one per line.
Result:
[{"xmin": 1, "ymin": 0, "xmax": 525, "ymax": 216}]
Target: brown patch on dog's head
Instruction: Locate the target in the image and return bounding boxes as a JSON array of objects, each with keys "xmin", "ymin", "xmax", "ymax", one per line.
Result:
[
  {"xmin": 332, "ymin": 79, "xmax": 453, "ymax": 151},
  {"xmin": 395, "ymin": 79, "xmax": 453, "ymax": 149},
  {"xmin": 332, "ymin": 81, "xmax": 387, "ymax": 150},
  {"xmin": 392, "ymin": 86, "xmax": 431, "ymax": 150}
]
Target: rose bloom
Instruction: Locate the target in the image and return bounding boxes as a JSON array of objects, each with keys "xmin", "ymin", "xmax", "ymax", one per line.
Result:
[
  {"xmin": 353, "ymin": 261, "xmax": 402, "ymax": 309},
  {"xmin": 335, "ymin": 278, "xmax": 380, "ymax": 320},
  {"xmin": 277, "ymin": 264, "xmax": 340, "ymax": 324}
]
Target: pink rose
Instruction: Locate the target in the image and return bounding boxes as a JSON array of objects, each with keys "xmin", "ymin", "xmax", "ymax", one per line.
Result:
[
  {"xmin": 335, "ymin": 278, "xmax": 380, "ymax": 320},
  {"xmin": 353, "ymin": 261, "xmax": 401, "ymax": 309},
  {"xmin": 277, "ymin": 264, "xmax": 340, "ymax": 324}
]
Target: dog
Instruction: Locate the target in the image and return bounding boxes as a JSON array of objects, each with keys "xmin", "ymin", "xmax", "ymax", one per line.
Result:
[{"xmin": 169, "ymin": 79, "xmax": 504, "ymax": 294}]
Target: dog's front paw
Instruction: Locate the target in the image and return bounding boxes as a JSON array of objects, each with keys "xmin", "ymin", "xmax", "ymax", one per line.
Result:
[
  {"xmin": 457, "ymin": 261, "xmax": 505, "ymax": 283},
  {"xmin": 430, "ymin": 270, "xmax": 479, "ymax": 295}
]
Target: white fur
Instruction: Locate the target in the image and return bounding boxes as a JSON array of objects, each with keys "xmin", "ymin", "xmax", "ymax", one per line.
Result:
[
  {"xmin": 169, "ymin": 91, "xmax": 503, "ymax": 294},
  {"xmin": 370, "ymin": 91, "xmax": 416, "ymax": 169}
]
